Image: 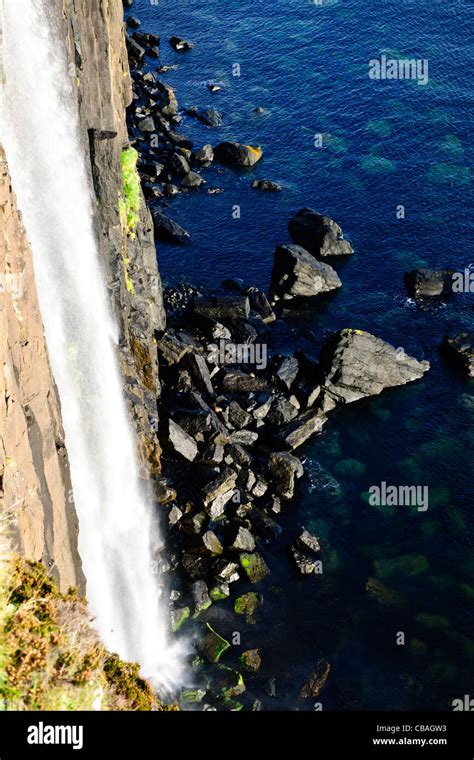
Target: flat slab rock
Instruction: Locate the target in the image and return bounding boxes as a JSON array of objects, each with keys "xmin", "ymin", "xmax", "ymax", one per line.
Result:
[{"xmin": 320, "ymin": 329, "xmax": 430, "ymax": 404}]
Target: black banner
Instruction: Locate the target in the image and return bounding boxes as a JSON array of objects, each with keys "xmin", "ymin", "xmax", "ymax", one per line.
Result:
[{"xmin": 0, "ymin": 711, "xmax": 472, "ymax": 757}]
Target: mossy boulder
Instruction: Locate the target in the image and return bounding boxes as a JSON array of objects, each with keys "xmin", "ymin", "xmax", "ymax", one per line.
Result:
[
  {"xmin": 239, "ymin": 553, "xmax": 270, "ymax": 583},
  {"xmin": 240, "ymin": 649, "xmax": 262, "ymax": 673},
  {"xmin": 171, "ymin": 607, "xmax": 190, "ymax": 632},
  {"xmin": 234, "ymin": 592, "xmax": 262, "ymax": 619},
  {"xmin": 198, "ymin": 624, "xmax": 230, "ymax": 663}
]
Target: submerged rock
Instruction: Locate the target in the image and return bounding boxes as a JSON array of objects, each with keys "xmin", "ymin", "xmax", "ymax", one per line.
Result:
[
  {"xmin": 189, "ymin": 107, "xmax": 224, "ymax": 127},
  {"xmin": 288, "ymin": 208, "xmax": 353, "ymax": 257},
  {"xmin": 299, "ymin": 660, "xmax": 331, "ymax": 698},
  {"xmin": 320, "ymin": 329, "xmax": 430, "ymax": 404},
  {"xmin": 252, "ymin": 179, "xmax": 282, "ymax": 192},
  {"xmin": 271, "ymin": 244, "xmax": 342, "ymax": 300},
  {"xmin": 214, "ymin": 142, "xmax": 263, "ymax": 167},
  {"xmin": 443, "ymin": 332, "xmax": 474, "ymax": 377}
]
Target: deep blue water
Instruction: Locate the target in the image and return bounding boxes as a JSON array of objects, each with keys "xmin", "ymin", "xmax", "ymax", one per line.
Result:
[{"xmin": 129, "ymin": 0, "xmax": 473, "ymax": 709}]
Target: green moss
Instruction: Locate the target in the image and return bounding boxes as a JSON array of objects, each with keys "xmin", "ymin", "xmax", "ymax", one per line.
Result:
[
  {"xmin": 199, "ymin": 624, "xmax": 230, "ymax": 663},
  {"xmin": 234, "ymin": 592, "xmax": 262, "ymax": 619},
  {"xmin": 120, "ymin": 147, "xmax": 141, "ymax": 238}
]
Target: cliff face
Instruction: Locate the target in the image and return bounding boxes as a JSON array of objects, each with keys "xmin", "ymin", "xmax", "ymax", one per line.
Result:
[
  {"xmin": 63, "ymin": 0, "xmax": 166, "ymax": 479},
  {"xmin": 1, "ymin": 0, "xmax": 165, "ymax": 590},
  {"xmin": 0, "ymin": 150, "xmax": 85, "ymax": 593}
]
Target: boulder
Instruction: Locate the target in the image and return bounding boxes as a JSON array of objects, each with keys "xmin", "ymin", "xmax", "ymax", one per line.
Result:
[
  {"xmin": 296, "ymin": 529, "xmax": 321, "ymax": 554},
  {"xmin": 291, "ymin": 547, "xmax": 320, "ymax": 575},
  {"xmin": 278, "ymin": 408, "xmax": 327, "ymax": 450},
  {"xmin": 169, "ymin": 36, "xmax": 194, "ymax": 51},
  {"xmin": 190, "ymin": 107, "xmax": 224, "ymax": 127},
  {"xmin": 191, "ymin": 580, "xmax": 212, "ymax": 614},
  {"xmin": 203, "ymin": 531, "xmax": 224, "ymax": 555},
  {"xmin": 152, "ymin": 210, "xmax": 190, "ymax": 245},
  {"xmin": 213, "ymin": 559, "xmax": 240, "ymax": 584},
  {"xmin": 276, "ymin": 356, "xmax": 299, "ymax": 390},
  {"xmin": 443, "ymin": 333, "xmax": 474, "ymax": 377},
  {"xmin": 246, "ymin": 287, "xmax": 276, "ymax": 323},
  {"xmin": 199, "ymin": 624, "xmax": 230, "ymax": 663},
  {"xmin": 240, "ymin": 553, "xmax": 270, "ymax": 583},
  {"xmin": 194, "ymin": 144, "xmax": 214, "ymax": 164},
  {"xmin": 192, "ymin": 294, "xmax": 250, "ymax": 321},
  {"xmin": 320, "ymin": 329, "xmax": 430, "ymax": 404},
  {"xmin": 288, "ymin": 208, "xmax": 353, "ymax": 257},
  {"xmin": 182, "ymin": 171, "xmax": 205, "ymax": 188},
  {"xmin": 202, "ymin": 469, "xmax": 238, "ymax": 519},
  {"xmin": 234, "ymin": 592, "xmax": 262, "ymax": 618},
  {"xmin": 252, "ymin": 179, "xmax": 282, "ymax": 192},
  {"xmin": 222, "ymin": 370, "xmax": 269, "ymax": 393},
  {"xmin": 404, "ymin": 268, "xmax": 451, "ymax": 298},
  {"xmin": 167, "ymin": 419, "xmax": 198, "ymax": 461},
  {"xmin": 268, "ymin": 452, "xmax": 304, "ymax": 500},
  {"xmin": 240, "ymin": 649, "xmax": 262, "ymax": 673},
  {"xmin": 214, "ymin": 142, "xmax": 263, "ymax": 167},
  {"xmin": 169, "ymin": 153, "xmax": 191, "ymax": 176},
  {"xmin": 271, "ymin": 244, "xmax": 342, "ymax": 300},
  {"xmin": 230, "ymin": 526, "xmax": 256, "ymax": 552},
  {"xmin": 299, "ymin": 660, "xmax": 331, "ymax": 698}
]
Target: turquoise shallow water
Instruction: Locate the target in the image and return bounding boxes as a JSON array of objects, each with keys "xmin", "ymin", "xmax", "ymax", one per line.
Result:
[{"xmin": 129, "ymin": 0, "xmax": 473, "ymax": 708}]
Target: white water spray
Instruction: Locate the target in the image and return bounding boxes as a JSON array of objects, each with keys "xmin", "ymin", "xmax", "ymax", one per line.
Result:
[{"xmin": 1, "ymin": 0, "xmax": 183, "ymax": 689}]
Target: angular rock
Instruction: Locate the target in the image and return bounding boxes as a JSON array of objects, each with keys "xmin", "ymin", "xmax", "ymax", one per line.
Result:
[
  {"xmin": 299, "ymin": 660, "xmax": 331, "ymax": 698},
  {"xmin": 186, "ymin": 352, "xmax": 214, "ymax": 395},
  {"xmin": 168, "ymin": 419, "xmax": 198, "ymax": 461},
  {"xmin": 193, "ymin": 294, "xmax": 250, "ymax": 321},
  {"xmin": 202, "ymin": 469, "xmax": 238, "ymax": 519},
  {"xmin": 222, "ymin": 370, "xmax": 269, "ymax": 393},
  {"xmin": 267, "ymin": 396, "xmax": 299, "ymax": 426},
  {"xmin": 171, "ymin": 607, "xmax": 190, "ymax": 632},
  {"xmin": 289, "ymin": 208, "xmax": 353, "ymax": 257},
  {"xmin": 191, "ymin": 579, "xmax": 212, "ymax": 614},
  {"xmin": 278, "ymin": 408, "xmax": 327, "ymax": 450},
  {"xmin": 296, "ymin": 529, "xmax": 321, "ymax": 554},
  {"xmin": 246, "ymin": 287, "xmax": 276, "ymax": 323},
  {"xmin": 157, "ymin": 329, "xmax": 193, "ymax": 365},
  {"xmin": 199, "ymin": 443, "xmax": 225, "ymax": 466},
  {"xmin": 268, "ymin": 452, "xmax": 304, "ymax": 500},
  {"xmin": 213, "ymin": 559, "xmax": 240, "ymax": 584},
  {"xmin": 240, "ymin": 553, "xmax": 270, "ymax": 583},
  {"xmin": 194, "ymin": 144, "xmax": 214, "ymax": 164},
  {"xmin": 271, "ymin": 244, "xmax": 342, "ymax": 300},
  {"xmin": 152, "ymin": 210, "xmax": 190, "ymax": 245},
  {"xmin": 320, "ymin": 329, "xmax": 430, "ymax": 404},
  {"xmin": 276, "ymin": 356, "xmax": 300, "ymax": 390},
  {"xmin": 169, "ymin": 152, "xmax": 191, "ymax": 176},
  {"xmin": 291, "ymin": 547, "xmax": 320, "ymax": 575},
  {"xmin": 182, "ymin": 171, "xmax": 205, "ymax": 188},
  {"xmin": 231, "ymin": 526, "xmax": 256, "ymax": 552},
  {"xmin": 214, "ymin": 142, "xmax": 263, "ymax": 167},
  {"xmin": 191, "ymin": 107, "xmax": 224, "ymax": 127},
  {"xmin": 203, "ymin": 530, "xmax": 224, "ymax": 555}
]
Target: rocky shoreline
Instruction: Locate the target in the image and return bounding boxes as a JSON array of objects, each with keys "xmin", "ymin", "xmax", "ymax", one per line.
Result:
[{"xmin": 121, "ymin": 3, "xmax": 472, "ymax": 710}]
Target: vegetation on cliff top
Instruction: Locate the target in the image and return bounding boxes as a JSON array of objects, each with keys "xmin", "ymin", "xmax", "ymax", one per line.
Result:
[{"xmin": 0, "ymin": 539, "xmax": 174, "ymax": 711}]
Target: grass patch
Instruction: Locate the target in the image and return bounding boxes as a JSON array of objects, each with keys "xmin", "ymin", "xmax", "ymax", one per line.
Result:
[{"xmin": 0, "ymin": 548, "xmax": 174, "ymax": 711}]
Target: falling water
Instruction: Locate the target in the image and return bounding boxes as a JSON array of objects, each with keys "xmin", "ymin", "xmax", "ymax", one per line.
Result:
[{"xmin": 0, "ymin": 0, "xmax": 183, "ymax": 690}]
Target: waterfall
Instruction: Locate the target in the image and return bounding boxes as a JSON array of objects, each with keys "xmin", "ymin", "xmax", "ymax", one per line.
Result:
[{"xmin": 0, "ymin": 0, "xmax": 183, "ymax": 691}]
